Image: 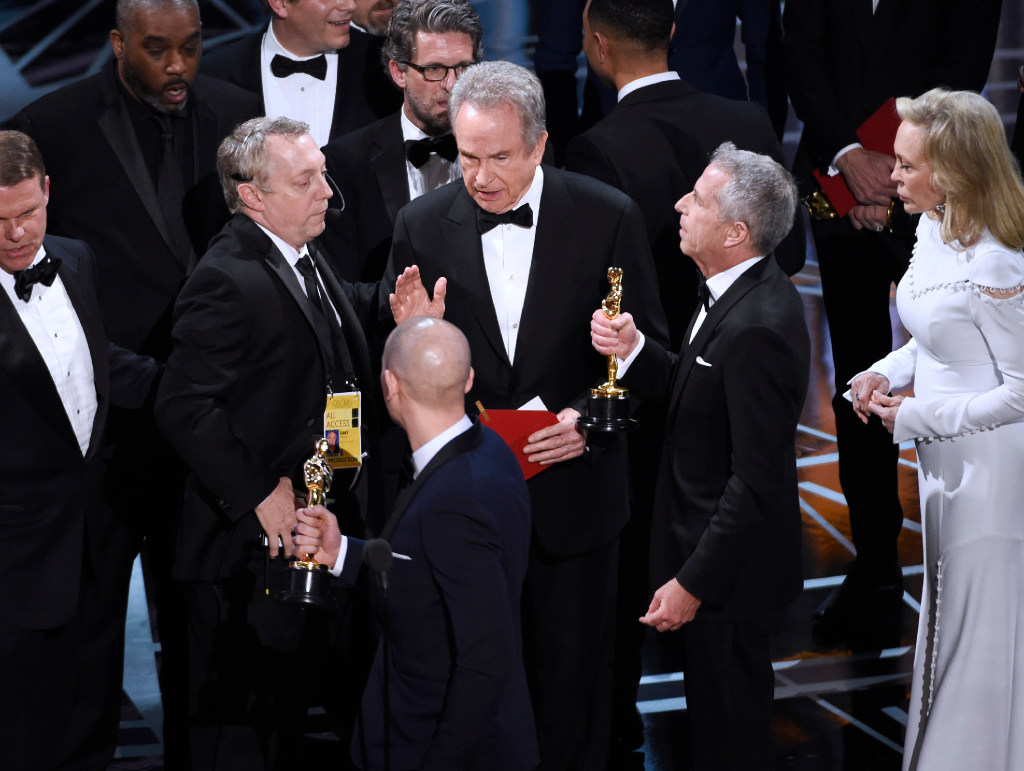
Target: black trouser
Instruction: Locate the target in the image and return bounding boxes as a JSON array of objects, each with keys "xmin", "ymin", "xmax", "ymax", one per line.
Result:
[{"xmin": 814, "ymin": 218, "xmax": 912, "ymax": 577}]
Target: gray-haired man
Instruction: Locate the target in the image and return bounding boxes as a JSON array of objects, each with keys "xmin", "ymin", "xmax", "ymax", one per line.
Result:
[
  {"xmin": 592, "ymin": 143, "xmax": 810, "ymax": 769},
  {"xmin": 155, "ymin": 116, "xmax": 437, "ymax": 767},
  {"xmin": 384, "ymin": 60, "xmax": 670, "ymax": 769}
]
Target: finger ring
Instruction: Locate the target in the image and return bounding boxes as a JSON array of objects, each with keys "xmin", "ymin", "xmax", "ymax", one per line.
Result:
[{"xmin": 875, "ymin": 225, "xmax": 883, "ymax": 232}]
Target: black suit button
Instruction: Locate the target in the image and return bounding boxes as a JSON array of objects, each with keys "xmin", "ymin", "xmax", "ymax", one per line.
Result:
[{"xmin": 305, "ymin": 418, "xmax": 316, "ymax": 427}]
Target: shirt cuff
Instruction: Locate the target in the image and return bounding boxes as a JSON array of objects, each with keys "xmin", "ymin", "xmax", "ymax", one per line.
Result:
[
  {"xmin": 328, "ymin": 535, "xmax": 349, "ymax": 577},
  {"xmin": 829, "ymin": 143, "xmax": 862, "ymax": 176},
  {"xmin": 616, "ymin": 331, "xmax": 646, "ymax": 378}
]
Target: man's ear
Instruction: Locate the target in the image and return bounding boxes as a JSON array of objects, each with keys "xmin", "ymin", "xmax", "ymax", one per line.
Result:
[
  {"xmin": 464, "ymin": 366, "xmax": 475, "ymax": 395},
  {"xmin": 266, "ymin": 0, "xmax": 290, "ymax": 20},
  {"xmin": 388, "ymin": 59, "xmax": 407, "ymax": 90},
  {"xmin": 382, "ymin": 368, "xmax": 400, "ymax": 400},
  {"xmin": 238, "ymin": 182, "xmax": 265, "ymax": 212},
  {"xmin": 723, "ymin": 220, "xmax": 750, "ymax": 250},
  {"xmin": 593, "ymin": 30, "xmax": 611, "ymax": 63},
  {"xmin": 109, "ymin": 29, "xmax": 125, "ymax": 60}
]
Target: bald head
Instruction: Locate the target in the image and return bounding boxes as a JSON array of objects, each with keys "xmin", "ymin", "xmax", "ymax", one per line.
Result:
[{"xmin": 383, "ymin": 317, "xmax": 471, "ymax": 409}]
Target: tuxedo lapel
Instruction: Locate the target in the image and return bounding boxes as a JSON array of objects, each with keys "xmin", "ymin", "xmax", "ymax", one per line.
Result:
[
  {"xmin": 446, "ymin": 189, "xmax": 511, "ymax": 367},
  {"xmin": 514, "ymin": 168, "xmax": 574, "ymax": 370},
  {"xmin": 0, "ymin": 282, "xmax": 80, "ymax": 451},
  {"xmin": 381, "ymin": 422, "xmax": 483, "ymax": 541},
  {"xmin": 667, "ymin": 258, "xmax": 773, "ymax": 422},
  {"xmin": 853, "ymin": 0, "xmax": 874, "ymax": 47},
  {"xmin": 329, "ymin": 46, "xmax": 350, "ymax": 140},
  {"xmin": 372, "ymin": 115, "xmax": 410, "ymax": 225},
  {"xmin": 97, "ymin": 68, "xmax": 187, "ymax": 269}
]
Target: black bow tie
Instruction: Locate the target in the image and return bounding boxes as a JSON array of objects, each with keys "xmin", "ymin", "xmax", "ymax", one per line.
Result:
[
  {"xmin": 696, "ymin": 273, "xmax": 711, "ymax": 312},
  {"xmin": 270, "ymin": 53, "xmax": 328, "ymax": 80},
  {"xmin": 13, "ymin": 254, "xmax": 61, "ymax": 302},
  {"xmin": 477, "ymin": 203, "xmax": 534, "ymax": 234},
  {"xmin": 405, "ymin": 134, "xmax": 458, "ymax": 168}
]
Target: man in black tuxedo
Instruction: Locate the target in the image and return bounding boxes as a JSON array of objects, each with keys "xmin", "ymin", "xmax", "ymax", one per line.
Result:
[
  {"xmin": 155, "ymin": 116, "xmax": 437, "ymax": 768},
  {"xmin": 566, "ymin": 3, "xmax": 803, "ymax": 746},
  {"xmin": 592, "ymin": 143, "xmax": 809, "ymax": 769},
  {"xmin": 384, "ymin": 60, "xmax": 669, "ymax": 769},
  {"xmin": 202, "ymin": 0, "xmax": 401, "ymax": 147},
  {"xmin": 294, "ymin": 317, "xmax": 539, "ymax": 770},
  {"xmin": 321, "ymin": 0, "xmax": 481, "ymax": 283},
  {"xmin": 0, "ymin": 131, "xmax": 159, "ymax": 769},
  {"xmin": 5, "ymin": 0, "xmax": 259, "ymax": 759},
  {"xmin": 784, "ymin": 0, "xmax": 1001, "ymax": 647}
]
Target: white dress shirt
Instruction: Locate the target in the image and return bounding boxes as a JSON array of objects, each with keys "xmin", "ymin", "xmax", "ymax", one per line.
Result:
[
  {"xmin": 0, "ymin": 246, "xmax": 97, "ymax": 456},
  {"xmin": 481, "ymin": 166, "xmax": 544, "ymax": 364},
  {"xmin": 400, "ymin": 110, "xmax": 461, "ymax": 200},
  {"xmin": 261, "ymin": 23, "xmax": 338, "ymax": 147}
]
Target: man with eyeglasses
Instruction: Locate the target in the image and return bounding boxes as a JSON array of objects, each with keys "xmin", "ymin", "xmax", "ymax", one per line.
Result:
[{"xmin": 321, "ymin": 0, "xmax": 481, "ymax": 283}]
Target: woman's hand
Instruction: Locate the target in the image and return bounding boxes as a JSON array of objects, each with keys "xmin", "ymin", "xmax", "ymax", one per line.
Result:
[{"xmin": 868, "ymin": 391, "xmax": 904, "ymax": 434}]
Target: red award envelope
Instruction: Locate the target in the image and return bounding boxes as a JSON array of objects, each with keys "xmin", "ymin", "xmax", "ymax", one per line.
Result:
[
  {"xmin": 813, "ymin": 97, "xmax": 900, "ymax": 218},
  {"xmin": 477, "ymin": 408, "xmax": 559, "ymax": 481}
]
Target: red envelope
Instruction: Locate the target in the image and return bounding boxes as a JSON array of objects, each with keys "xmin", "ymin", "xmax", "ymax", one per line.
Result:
[
  {"xmin": 813, "ymin": 98, "xmax": 900, "ymax": 218},
  {"xmin": 477, "ymin": 408, "xmax": 559, "ymax": 481}
]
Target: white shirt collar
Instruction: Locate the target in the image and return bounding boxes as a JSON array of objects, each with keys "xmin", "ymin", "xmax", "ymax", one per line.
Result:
[
  {"xmin": 515, "ymin": 164, "xmax": 544, "ymax": 214},
  {"xmin": 400, "ymin": 107, "xmax": 432, "ymax": 143},
  {"xmin": 617, "ymin": 71, "xmax": 680, "ymax": 102},
  {"xmin": 411, "ymin": 415, "xmax": 473, "ymax": 477},
  {"xmin": 705, "ymin": 255, "xmax": 765, "ymax": 304}
]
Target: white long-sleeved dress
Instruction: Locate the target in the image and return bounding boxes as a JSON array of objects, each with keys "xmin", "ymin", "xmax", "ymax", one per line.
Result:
[{"xmin": 866, "ymin": 216, "xmax": 1024, "ymax": 770}]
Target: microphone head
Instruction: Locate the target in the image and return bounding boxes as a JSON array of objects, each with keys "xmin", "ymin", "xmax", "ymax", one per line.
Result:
[
  {"xmin": 363, "ymin": 538, "xmax": 394, "ymax": 574},
  {"xmin": 324, "ymin": 207, "xmax": 343, "ymax": 222}
]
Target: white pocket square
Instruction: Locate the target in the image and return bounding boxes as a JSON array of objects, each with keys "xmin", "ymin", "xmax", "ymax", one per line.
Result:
[{"xmin": 695, "ymin": 356, "xmax": 713, "ymax": 367}]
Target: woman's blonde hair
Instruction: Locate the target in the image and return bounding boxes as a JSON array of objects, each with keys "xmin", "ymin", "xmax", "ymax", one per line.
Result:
[{"xmin": 896, "ymin": 88, "xmax": 1024, "ymax": 251}]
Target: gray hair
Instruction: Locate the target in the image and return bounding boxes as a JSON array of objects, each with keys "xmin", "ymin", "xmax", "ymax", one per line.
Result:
[
  {"xmin": 449, "ymin": 60, "xmax": 546, "ymax": 150},
  {"xmin": 217, "ymin": 116, "xmax": 309, "ymax": 214},
  {"xmin": 709, "ymin": 142, "xmax": 797, "ymax": 255},
  {"xmin": 116, "ymin": 0, "xmax": 199, "ymax": 35},
  {"xmin": 383, "ymin": 0, "xmax": 483, "ymax": 67}
]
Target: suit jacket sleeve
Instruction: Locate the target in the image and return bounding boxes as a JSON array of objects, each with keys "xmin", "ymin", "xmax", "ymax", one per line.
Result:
[
  {"xmin": 155, "ymin": 262, "xmax": 279, "ymax": 518},
  {"xmin": 676, "ymin": 324, "xmax": 805, "ymax": 605},
  {"xmin": 419, "ymin": 505, "xmax": 520, "ymax": 770}
]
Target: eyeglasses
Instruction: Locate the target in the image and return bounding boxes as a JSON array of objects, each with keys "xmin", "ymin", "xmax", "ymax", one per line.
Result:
[{"xmin": 400, "ymin": 60, "xmax": 476, "ymax": 82}]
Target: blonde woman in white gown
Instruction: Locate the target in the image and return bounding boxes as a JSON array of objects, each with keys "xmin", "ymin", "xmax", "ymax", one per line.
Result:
[{"xmin": 849, "ymin": 89, "xmax": 1024, "ymax": 771}]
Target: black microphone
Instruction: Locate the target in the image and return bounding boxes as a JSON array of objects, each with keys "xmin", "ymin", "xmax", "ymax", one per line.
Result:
[
  {"xmin": 324, "ymin": 172, "xmax": 345, "ymax": 222},
  {"xmin": 363, "ymin": 538, "xmax": 393, "ymax": 591}
]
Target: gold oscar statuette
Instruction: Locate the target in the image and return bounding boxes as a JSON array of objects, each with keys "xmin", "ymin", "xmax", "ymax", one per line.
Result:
[
  {"xmin": 275, "ymin": 438, "xmax": 336, "ymax": 607},
  {"xmin": 578, "ymin": 267, "xmax": 635, "ymax": 432}
]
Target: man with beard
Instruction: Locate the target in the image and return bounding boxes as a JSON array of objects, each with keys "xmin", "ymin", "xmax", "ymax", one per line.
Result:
[
  {"xmin": 321, "ymin": 0, "xmax": 481, "ymax": 283},
  {"xmin": 6, "ymin": 0, "xmax": 258, "ymax": 763},
  {"xmin": 202, "ymin": 0, "xmax": 402, "ymax": 147}
]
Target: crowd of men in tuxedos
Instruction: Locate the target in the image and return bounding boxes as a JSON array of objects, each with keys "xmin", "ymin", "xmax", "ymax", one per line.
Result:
[{"xmin": 4, "ymin": 0, "xmax": 1008, "ymax": 768}]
